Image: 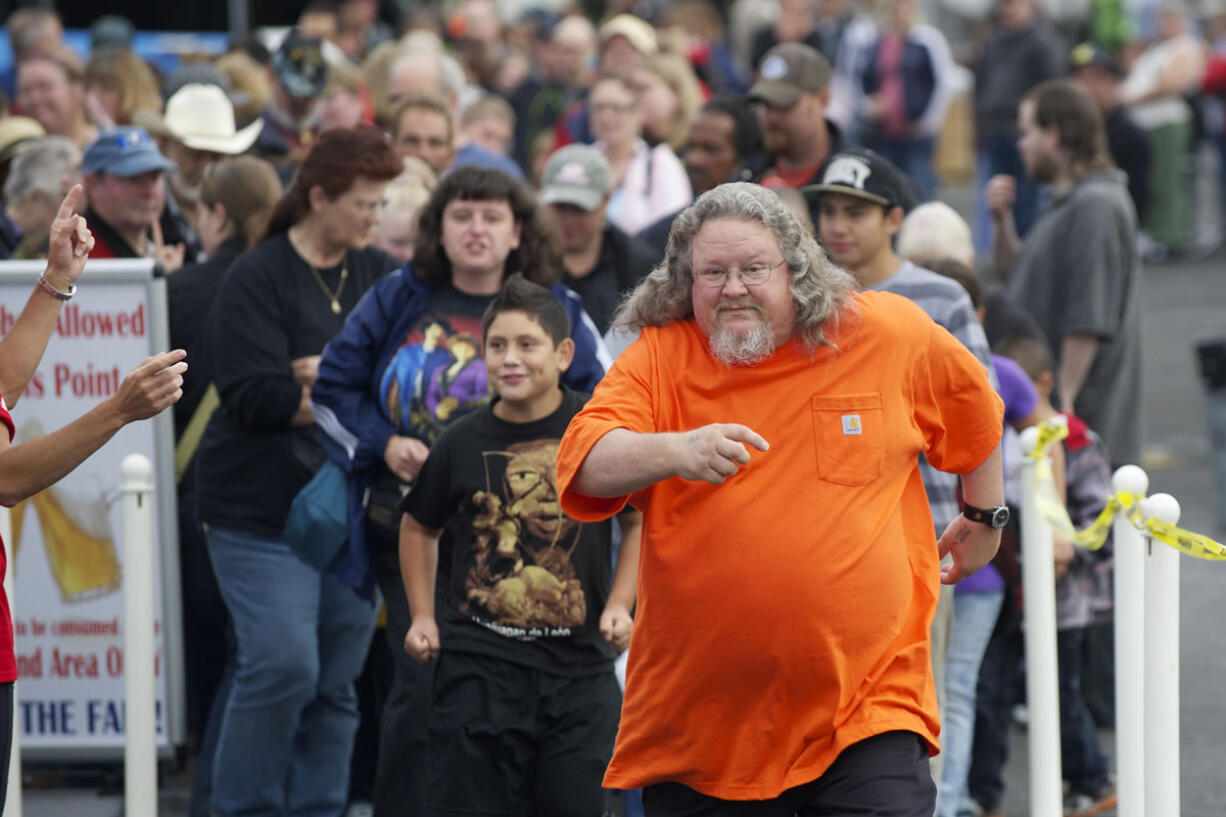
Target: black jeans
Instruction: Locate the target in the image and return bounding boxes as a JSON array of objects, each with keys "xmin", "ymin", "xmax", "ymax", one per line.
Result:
[
  {"xmin": 0, "ymin": 681, "xmax": 11, "ymax": 812},
  {"xmin": 967, "ymin": 627, "xmax": 1024, "ymax": 812},
  {"xmin": 1080, "ymin": 619, "xmax": 1115, "ymax": 729},
  {"xmin": 373, "ymin": 547, "xmax": 433, "ymax": 816},
  {"xmin": 642, "ymin": 731, "xmax": 935, "ymax": 817},
  {"xmin": 1057, "ymin": 628, "xmax": 1111, "ymax": 796},
  {"xmin": 424, "ymin": 651, "xmax": 621, "ymax": 817}
]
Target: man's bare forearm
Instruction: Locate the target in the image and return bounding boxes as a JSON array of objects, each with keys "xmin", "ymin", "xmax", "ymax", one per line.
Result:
[
  {"xmin": 960, "ymin": 442, "xmax": 1004, "ymax": 510},
  {"xmin": 1058, "ymin": 334, "xmax": 1099, "ymax": 414},
  {"xmin": 573, "ymin": 428, "xmax": 681, "ymax": 498},
  {"xmin": 992, "ymin": 216, "xmax": 1020, "ymax": 280}
]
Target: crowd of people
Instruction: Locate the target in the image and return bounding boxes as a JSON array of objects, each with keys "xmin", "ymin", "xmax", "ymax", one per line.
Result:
[{"xmin": 0, "ymin": 0, "xmax": 1206, "ymax": 816}]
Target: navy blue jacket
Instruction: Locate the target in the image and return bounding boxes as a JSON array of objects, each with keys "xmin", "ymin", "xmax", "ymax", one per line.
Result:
[
  {"xmin": 859, "ymin": 38, "xmax": 936, "ymax": 126},
  {"xmin": 311, "ymin": 265, "xmax": 611, "ymax": 596}
]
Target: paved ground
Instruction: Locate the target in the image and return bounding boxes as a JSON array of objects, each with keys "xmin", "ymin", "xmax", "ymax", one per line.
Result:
[{"xmin": 17, "ymin": 201, "xmax": 1226, "ymax": 817}]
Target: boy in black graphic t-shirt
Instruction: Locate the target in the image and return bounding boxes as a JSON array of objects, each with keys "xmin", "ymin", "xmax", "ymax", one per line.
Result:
[{"xmin": 399, "ymin": 275, "xmax": 641, "ymax": 816}]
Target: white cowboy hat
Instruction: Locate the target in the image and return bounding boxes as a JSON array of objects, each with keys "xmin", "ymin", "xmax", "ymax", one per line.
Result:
[{"xmin": 163, "ymin": 83, "xmax": 262, "ymax": 155}]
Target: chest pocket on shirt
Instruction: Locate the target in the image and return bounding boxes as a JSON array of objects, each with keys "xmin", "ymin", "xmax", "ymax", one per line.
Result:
[{"xmin": 811, "ymin": 393, "xmax": 884, "ymax": 485}]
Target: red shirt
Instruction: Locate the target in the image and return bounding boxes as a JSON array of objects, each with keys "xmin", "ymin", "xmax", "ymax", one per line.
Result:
[{"xmin": 0, "ymin": 395, "xmax": 16, "ymax": 683}]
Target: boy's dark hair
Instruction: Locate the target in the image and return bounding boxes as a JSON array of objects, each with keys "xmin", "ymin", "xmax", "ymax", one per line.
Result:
[
  {"xmin": 999, "ymin": 334, "xmax": 1054, "ymax": 382},
  {"xmin": 927, "ymin": 258, "xmax": 983, "ymax": 309},
  {"xmin": 481, "ymin": 273, "xmax": 570, "ymax": 346}
]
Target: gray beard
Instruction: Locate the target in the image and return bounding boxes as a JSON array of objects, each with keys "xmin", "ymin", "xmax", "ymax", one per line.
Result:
[{"xmin": 709, "ymin": 321, "xmax": 775, "ymax": 366}]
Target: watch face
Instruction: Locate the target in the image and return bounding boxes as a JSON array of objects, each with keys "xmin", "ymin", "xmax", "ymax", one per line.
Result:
[{"xmin": 991, "ymin": 506, "xmax": 1010, "ymax": 528}]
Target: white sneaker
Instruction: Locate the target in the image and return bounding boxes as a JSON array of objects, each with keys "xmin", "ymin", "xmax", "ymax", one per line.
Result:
[{"xmin": 345, "ymin": 802, "xmax": 375, "ymax": 817}]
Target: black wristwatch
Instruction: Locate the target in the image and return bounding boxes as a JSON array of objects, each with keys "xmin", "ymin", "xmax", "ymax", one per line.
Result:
[{"xmin": 963, "ymin": 503, "xmax": 1010, "ymax": 529}]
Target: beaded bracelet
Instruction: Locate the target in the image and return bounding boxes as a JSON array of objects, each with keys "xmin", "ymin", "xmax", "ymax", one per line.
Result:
[{"xmin": 37, "ymin": 273, "xmax": 76, "ymax": 301}]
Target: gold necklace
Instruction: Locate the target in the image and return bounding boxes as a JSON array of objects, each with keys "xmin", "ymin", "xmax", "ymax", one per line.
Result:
[{"xmin": 307, "ymin": 259, "xmax": 349, "ymax": 314}]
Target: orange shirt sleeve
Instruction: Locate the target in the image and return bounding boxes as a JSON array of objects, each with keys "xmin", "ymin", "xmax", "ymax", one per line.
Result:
[
  {"xmin": 913, "ymin": 320, "xmax": 1004, "ymax": 474},
  {"xmin": 558, "ymin": 331, "xmax": 658, "ymax": 522}
]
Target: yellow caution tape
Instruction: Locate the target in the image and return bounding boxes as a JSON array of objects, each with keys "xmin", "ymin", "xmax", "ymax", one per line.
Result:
[
  {"xmin": 1033, "ymin": 455, "xmax": 1077, "ymax": 539},
  {"xmin": 1026, "ymin": 420, "xmax": 1069, "ymax": 460},
  {"xmin": 1026, "ymin": 421, "xmax": 1226, "ymax": 560},
  {"xmin": 1141, "ymin": 518, "xmax": 1226, "ymax": 560}
]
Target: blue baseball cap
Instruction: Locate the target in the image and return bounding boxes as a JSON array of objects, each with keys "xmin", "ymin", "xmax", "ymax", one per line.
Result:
[{"xmin": 82, "ymin": 128, "xmax": 177, "ymax": 178}]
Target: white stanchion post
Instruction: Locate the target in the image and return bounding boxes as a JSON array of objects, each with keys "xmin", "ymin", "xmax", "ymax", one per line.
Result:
[
  {"xmin": 1113, "ymin": 465, "xmax": 1149, "ymax": 817},
  {"xmin": 1141, "ymin": 493, "xmax": 1181, "ymax": 817},
  {"xmin": 0, "ymin": 505, "xmax": 19, "ymax": 817},
  {"xmin": 1016, "ymin": 427, "xmax": 1063, "ymax": 817},
  {"xmin": 120, "ymin": 455, "xmax": 157, "ymax": 817}
]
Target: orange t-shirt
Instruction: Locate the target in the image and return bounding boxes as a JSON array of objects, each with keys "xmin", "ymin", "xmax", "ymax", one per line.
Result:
[{"xmin": 557, "ymin": 291, "xmax": 1004, "ymax": 800}]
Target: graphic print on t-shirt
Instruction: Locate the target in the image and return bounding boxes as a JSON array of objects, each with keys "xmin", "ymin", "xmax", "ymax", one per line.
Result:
[
  {"xmin": 379, "ymin": 312, "xmax": 491, "ymax": 443},
  {"xmin": 465, "ymin": 438, "xmax": 587, "ymax": 635}
]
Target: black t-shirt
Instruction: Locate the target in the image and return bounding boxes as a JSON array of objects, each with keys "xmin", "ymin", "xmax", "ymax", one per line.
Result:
[
  {"xmin": 196, "ymin": 233, "xmax": 399, "ymax": 536},
  {"xmin": 399, "ymin": 388, "xmax": 615, "ymax": 676},
  {"xmin": 379, "ymin": 282, "xmax": 500, "ymax": 446},
  {"xmin": 562, "ymin": 224, "xmax": 657, "ymax": 336},
  {"xmin": 1105, "ymin": 106, "xmax": 1151, "ymax": 224}
]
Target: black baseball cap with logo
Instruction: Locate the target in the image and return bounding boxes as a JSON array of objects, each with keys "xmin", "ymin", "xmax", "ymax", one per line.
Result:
[
  {"xmin": 1070, "ymin": 42, "xmax": 1123, "ymax": 78},
  {"xmin": 748, "ymin": 43, "xmax": 832, "ymax": 109},
  {"xmin": 803, "ymin": 147, "xmax": 916, "ymax": 212},
  {"xmin": 273, "ymin": 31, "xmax": 329, "ymax": 100}
]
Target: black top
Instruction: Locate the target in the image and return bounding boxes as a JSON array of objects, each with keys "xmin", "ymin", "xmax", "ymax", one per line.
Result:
[
  {"xmin": 561, "ymin": 223, "xmax": 657, "ymax": 335},
  {"xmin": 974, "ymin": 22, "xmax": 1066, "ymax": 141},
  {"xmin": 383, "ymin": 281, "xmax": 505, "ymax": 445},
  {"xmin": 0, "ymin": 214, "xmax": 20, "ymax": 260},
  {"xmin": 196, "ymin": 232, "xmax": 399, "ymax": 536},
  {"xmin": 1105, "ymin": 106, "xmax": 1151, "ymax": 224},
  {"xmin": 507, "ymin": 76, "xmax": 578, "ymax": 174},
  {"xmin": 400, "ymin": 388, "xmax": 616, "ymax": 677},
  {"xmin": 84, "ymin": 202, "xmax": 199, "ymax": 264},
  {"xmin": 86, "ymin": 206, "xmax": 140, "ymax": 258},
  {"xmin": 637, "ymin": 210, "xmax": 676, "ymax": 261},
  {"xmin": 168, "ymin": 237, "xmax": 244, "ymax": 439}
]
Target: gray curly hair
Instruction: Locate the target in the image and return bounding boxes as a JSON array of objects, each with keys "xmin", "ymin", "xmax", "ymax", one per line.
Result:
[{"xmin": 613, "ymin": 183, "xmax": 857, "ymax": 352}]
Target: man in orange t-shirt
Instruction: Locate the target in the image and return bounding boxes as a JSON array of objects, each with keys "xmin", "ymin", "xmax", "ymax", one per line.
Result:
[{"xmin": 557, "ymin": 183, "xmax": 1005, "ymax": 816}]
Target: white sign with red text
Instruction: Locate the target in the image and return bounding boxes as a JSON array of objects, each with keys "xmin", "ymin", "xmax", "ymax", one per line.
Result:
[{"xmin": 0, "ymin": 260, "xmax": 183, "ymax": 756}]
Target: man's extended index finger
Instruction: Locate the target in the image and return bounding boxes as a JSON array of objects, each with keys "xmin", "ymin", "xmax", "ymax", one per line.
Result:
[{"xmin": 723, "ymin": 424, "xmax": 769, "ymax": 452}]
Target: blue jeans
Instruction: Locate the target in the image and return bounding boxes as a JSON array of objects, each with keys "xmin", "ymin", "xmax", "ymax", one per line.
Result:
[
  {"xmin": 208, "ymin": 526, "xmax": 376, "ymax": 817},
  {"xmin": 869, "ymin": 135, "xmax": 938, "ymax": 203},
  {"xmin": 936, "ymin": 590, "xmax": 1003, "ymax": 817},
  {"xmin": 974, "ymin": 131, "xmax": 1044, "ymax": 256}
]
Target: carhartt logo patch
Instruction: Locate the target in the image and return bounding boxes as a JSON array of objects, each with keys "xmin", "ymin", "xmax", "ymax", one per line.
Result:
[{"xmin": 842, "ymin": 414, "xmax": 862, "ymax": 435}]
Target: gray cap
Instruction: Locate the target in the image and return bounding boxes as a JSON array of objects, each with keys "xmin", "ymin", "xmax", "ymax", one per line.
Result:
[
  {"xmin": 748, "ymin": 43, "xmax": 832, "ymax": 109},
  {"xmin": 540, "ymin": 144, "xmax": 612, "ymax": 211}
]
